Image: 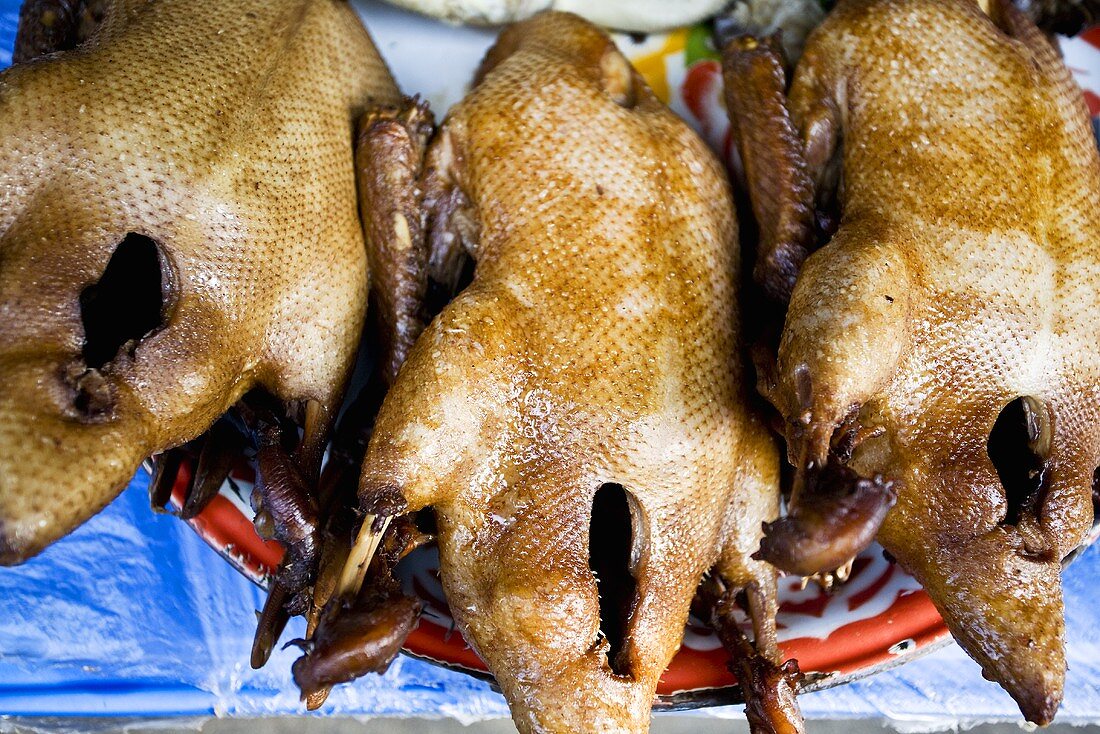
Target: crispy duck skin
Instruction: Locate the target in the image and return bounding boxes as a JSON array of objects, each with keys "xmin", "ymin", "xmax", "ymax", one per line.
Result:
[
  {"xmin": 726, "ymin": 0, "xmax": 1100, "ymax": 724},
  {"xmin": 0, "ymin": 0, "xmax": 409, "ymax": 565},
  {"xmin": 338, "ymin": 12, "xmax": 791, "ymax": 733}
]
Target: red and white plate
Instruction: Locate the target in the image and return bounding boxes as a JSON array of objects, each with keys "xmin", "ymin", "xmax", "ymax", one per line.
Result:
[{"xmin": 151, "ymin": 3, "xmax": 1100, "ymax": 706}]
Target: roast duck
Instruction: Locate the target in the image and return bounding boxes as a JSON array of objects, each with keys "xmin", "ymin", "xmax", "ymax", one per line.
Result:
[
  {"xmin": 295, "ymin": 11, "xmax": 798, "ymax": 733},
  {"xmin": 0, "ymin": 0, "xmax": 434, "ymax": 658},
  {"xmin": 724, "ymin": 0, "xmax": 1099, "ymax": 724},
  {"xmin": 1, "ymin": 0, "xmax": 1097, "ymax": 731}
]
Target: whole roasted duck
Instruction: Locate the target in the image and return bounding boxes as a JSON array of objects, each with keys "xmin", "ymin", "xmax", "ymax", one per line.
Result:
[
  {"xmin": 724, "ymin": 0, "xmax": 1100, "ymax": 723},
  {"xmin": 0, "ymin": 0, "xmax": 431, "ymax": 642},
  {"xmin": 294, "ymin": 12, "xmax": 799, "ymax": 733}
]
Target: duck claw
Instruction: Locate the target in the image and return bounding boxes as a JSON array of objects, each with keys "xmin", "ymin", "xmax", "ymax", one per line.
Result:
[
  {"xmin": 292, "ymin": 559, "xmax": 421, "ymax": 703},
  {"xmin": 252, "ymin": 581, "xmax": 291, "ymax": 669},
  {"xmin": 293, "ymin": 512, "xmax": 425, "ymax": 703},
  {"xmin": 180, "ymin": 414, "xmax": 247, "ymax": 519},
  {"xmin": 252, "ymin": 422, "xmax": 321, "ymax": 600},
  {"xmin": 231, "ymin": 395, "xmax": 329, "ymax": 664},
  {"xmin": 149, "ymin": 446, "xmax": 186, "ymax": 513},
  {"xmin": 699, "ymin": 576, "xmax": 804, "ymax": 734}
]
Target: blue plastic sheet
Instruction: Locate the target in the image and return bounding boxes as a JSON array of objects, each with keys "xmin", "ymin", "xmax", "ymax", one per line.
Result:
[
  {"xmin": 2, "ymin": 472, "xmax": 1098, "ymax": 722},
  {"xmin": 0, "ymin": 2, "xmax": 1097, "ymax": 724}
]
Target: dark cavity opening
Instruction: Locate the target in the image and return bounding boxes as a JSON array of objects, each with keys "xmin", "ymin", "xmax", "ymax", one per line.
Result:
[
  {"xmin": 80, "ymin": 233, "xmax": 165, "ymax": 369},
  {"xmin": 589, "ymin": 483, "xmax": 637, "ymax": 677},
  {"xmin": 988, "ymin": 396, "xmax": 1050, "ymax": 526}
]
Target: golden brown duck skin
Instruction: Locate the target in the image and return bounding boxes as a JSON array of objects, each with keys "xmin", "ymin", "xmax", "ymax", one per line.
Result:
[
  {"xmin": 0, "ymin": 0, "xmax": 402, "ymax": 563},
  {"xmin": 726, "ymin": 0, "xmax": 1100, "ymax": 723},
  {"xmin": 341, "ymin": 12, "xmax": 789, "ymax": 733}
]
